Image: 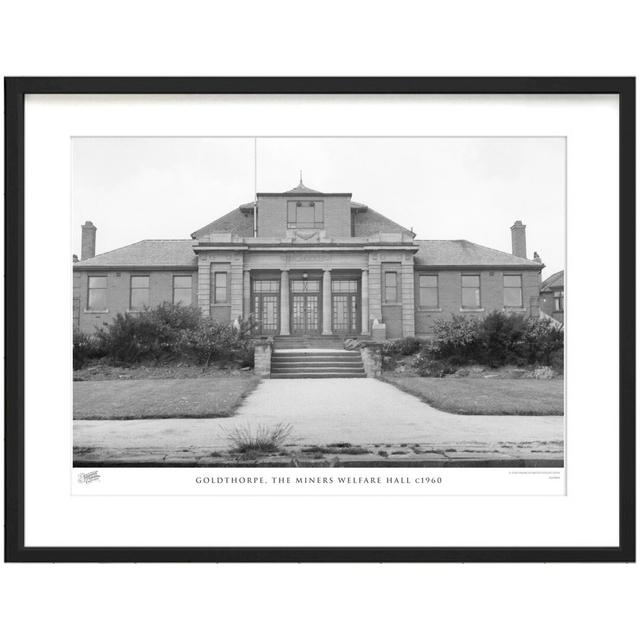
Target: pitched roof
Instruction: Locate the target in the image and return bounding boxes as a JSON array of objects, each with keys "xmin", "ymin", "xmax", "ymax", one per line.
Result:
[
  {"xmin": 541, "ymin": 270, "xmax": 564, "ymax": 291},
  {"xmin": 74, "ymin": 240, "xmax": 197, "ymax": 269},
  {"xmin": 191, "ymin": 204, "xmax": 255, "ymax": 239},
  {"xmin": 192, "ymin": 199, "xmax": 412, "ymax": 239},
  {"xmin": 283, "ymin": 179, "xmax": 322, "ymax": 195},
  {"xmin": 352, "ymin": 206, "xmax": 413, "ymax": 237},
  {"xmin": 414, "ymin": 239, "xmax": 543, "ymax": 268}
]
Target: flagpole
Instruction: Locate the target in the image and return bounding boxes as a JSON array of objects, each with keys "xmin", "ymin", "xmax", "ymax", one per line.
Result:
[{"xmin": 253, "ymin": 137, "xmax": 258, "ymax": 237}]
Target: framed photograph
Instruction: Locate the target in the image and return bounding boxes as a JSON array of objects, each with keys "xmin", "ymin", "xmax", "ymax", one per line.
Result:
[{"xmin": 4, "ymin": 77, "xmax": 635, "ymax": 562}]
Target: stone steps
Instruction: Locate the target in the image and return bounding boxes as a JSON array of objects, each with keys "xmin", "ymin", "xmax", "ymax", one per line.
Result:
[
  {"xmin": 270, "ymin": 348, "xmax": 366, "ymax": 379},
  {"xmin": 270, "ymin": 372, "xmax": 366, "ymax": 379},
  {"xmin": 274, "ymin": 336, "xmax": 346, "ymax": 350}
]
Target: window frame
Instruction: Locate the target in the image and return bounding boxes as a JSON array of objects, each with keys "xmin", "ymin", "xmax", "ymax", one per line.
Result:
[
  {"xmin": 286, "ymin": 200, "xmax": 325, "ymax": 230},
  {"xmin": 213, "ymin": 271, "xmax": 230, "ymax": 304},
  {"xmin": 172, "ymin": 274, "xmax": 193, "ymax": 306},
  {"xmin": 503, "ymin": 273, "xmax": 524, "ymax": 308},
  {"xmin": 128, "ymin": 274, "xmax": 150, "ymax": 311},
  {"xmin": 383, "ymin": 271, "xmax": 399, "ymax": 304},
  {"xmin": 554, "ymin": 290, "xmax": 564, "ymax": 312},
  {"xmin": 86, "ymin": 274, "xmax": 108, "ymax": 312},
  {"xmin": 461, "ymin": 273, "xmax": 482, "ymax": 310},
  {"xmin": 417, "ymin": 273, "xmax": 439, "ymax": 309}
]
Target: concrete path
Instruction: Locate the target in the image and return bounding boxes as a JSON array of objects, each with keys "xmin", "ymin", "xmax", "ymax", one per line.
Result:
[{"xmin": 74, "ymin": 379, "xmax": 564, "ymax": 464}]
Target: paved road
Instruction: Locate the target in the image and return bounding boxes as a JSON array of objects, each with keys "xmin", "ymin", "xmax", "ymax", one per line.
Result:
[{"xmin": 74, "ymin": 379, "xmax": 564, "ymax": 463}]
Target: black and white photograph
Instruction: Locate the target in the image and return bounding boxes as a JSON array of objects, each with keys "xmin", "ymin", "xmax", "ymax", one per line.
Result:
[
  {"xmin": 5, "ymin": 76, "xmax": 633, "ymax": 566},
  {"xmin": 2, "ymin": 3, "xmax": 638, "ymax": 638},
  {"xmin": 72, "ymin": 136, "xmax": 565, "ymax": 472}
]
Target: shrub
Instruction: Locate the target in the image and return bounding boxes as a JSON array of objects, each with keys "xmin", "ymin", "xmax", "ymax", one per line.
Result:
[
  {"xmin": 549, "ymin": 348, "xmax": 564, "ymax": 372},
  {"xmin": 149, "ymin": 302, "xmax": 202, "ymax": 332},
  {"xmin": 429, "ymin": 311, "xmax": 564, "ymax": 370},
  {"xmin": 73, "ymin": 329, "xmax": 107, "ymax": 370},
  {"xmin": 413, "ymin": 351, "xmax": 458, "ymax": 377},
  {"xmin": 431, "ymin": 314, "xmax": 482, "ymax": 361},
  {"xmin": 523, "ymin": 317, "xmax": 564, "ymax": 367},
  {"xmin": 477, "ymin": 310, "xmax": 528, "ymax": 367},
  {"xmin": 93, "ymin": 303, "xmax": 256, "ymax": 367},
  {"xmin": 382, "ymin": 336, "xmax": 427, "ymax": 370},
  {"xmin": 185, "ymin": 316, "xmax": 255, "ymax": 367},
  {"xmin": 384, "ymin": 336, "xmax": 424, "ymax": 356}
]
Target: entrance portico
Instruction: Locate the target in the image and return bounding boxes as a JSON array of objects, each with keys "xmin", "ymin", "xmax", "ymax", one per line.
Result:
[{"xmin": 247, "ymin": 266, "xmax": 369, "ymax": 337}]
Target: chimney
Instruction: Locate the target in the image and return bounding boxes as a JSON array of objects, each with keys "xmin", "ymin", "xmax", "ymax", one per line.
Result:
[
  {"xmin": 511, "ymin": 220, "xmax": 527, "ymax": 259},
  {"xmin": 81, "ymin": 221, "xmax": 96, "ymax": 260}
]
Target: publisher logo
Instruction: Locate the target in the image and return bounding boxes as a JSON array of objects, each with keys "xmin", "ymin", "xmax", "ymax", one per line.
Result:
[{"xmin": 77, "ymin": 470, "xmax": 101, "ymax": 484}]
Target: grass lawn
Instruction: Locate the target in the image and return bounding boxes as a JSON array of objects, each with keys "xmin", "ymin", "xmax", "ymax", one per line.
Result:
[
  {"xmin": 74, "ymin": 375, "xmax": 260, "ymax": 420},
  {"xmin": 383, "ymin": 374, "xmax": 564, "ymax": 415}
]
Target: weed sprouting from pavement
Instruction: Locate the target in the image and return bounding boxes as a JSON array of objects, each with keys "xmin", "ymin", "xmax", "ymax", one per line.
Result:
[{"xmin": 225, "ymin": 423, "xmax": 293, "ymax": 454}]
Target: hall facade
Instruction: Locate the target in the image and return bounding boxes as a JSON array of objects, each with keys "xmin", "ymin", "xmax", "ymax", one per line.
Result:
[{"xmin": 73, "ymin": 180, "xmax": 545, "ymax": 338}]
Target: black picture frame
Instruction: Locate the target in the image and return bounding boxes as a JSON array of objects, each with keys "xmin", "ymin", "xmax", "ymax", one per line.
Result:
[{"xmin": 4, "ymin": 77, "xmax": 636, "ymax": 563}]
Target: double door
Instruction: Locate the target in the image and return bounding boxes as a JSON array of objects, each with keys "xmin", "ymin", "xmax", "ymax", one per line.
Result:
[
  {"xmin": 290, "ymin": 279, "xmax": 321, "ymax": 335},
  {"xmin": 252, "ymin": 279, "xmax": 280, "ymax": 335},
  {"xmin": 331, "ymin": 279, "xmax": 360, "ymax": 334}
]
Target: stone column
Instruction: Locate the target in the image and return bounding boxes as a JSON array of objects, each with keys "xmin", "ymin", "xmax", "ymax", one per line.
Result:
[
  {"xmin": 361, "ymin": 268, "xmax": 369, "ymax": 335},
  {"xmin": 401, "ymin": 260, "xmax": 415, "ymax": 337},
  {"xmin": 322, "ymin": 268, "xmax": 332, "ymax": 335},
  {"xmin": 197, "ymin": 256, "xmax": 211, "ymax": 316},
  {"xmin": 243, "ymin": 269, "xmax": 251, "ymax": 319},
  {"xmin": 280, "ymin": 269, "xmax": 290, "ymax": 336},
  {"xmin": 368, "ymin": 256, "xmax": 382, "ymax": 323}
]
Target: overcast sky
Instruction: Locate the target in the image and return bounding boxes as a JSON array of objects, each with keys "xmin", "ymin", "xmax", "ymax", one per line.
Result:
[{"xmin": 72, "ymin": 137, "xmax": 565, "ymax": 277}]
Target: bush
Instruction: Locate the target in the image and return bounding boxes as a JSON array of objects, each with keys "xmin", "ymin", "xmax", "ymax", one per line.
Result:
[
  {"xmin": 73, "ymin": 329, "xmax": 107, "ymax": 370},
  {"xmin": 185, "ymin": 316, "xmax": 255, "ymax": 367},
  {"xmin": 87, "ymin": 303, "xmax": 256, "ymax": 367},
  {"xmin": 385, "ymin": 336, "xmax": 424, "ymax": 356},
  {"xmin": 477, "ymin": 310, "xmax": 528, "ymax": 367},
  {"xmin": 523, "ymin": 317, "xmax": 564, "ymax": 367},
  {"xmin": 431, "ymin": 314, "xmax": 482, "ymax": 361},
  {"xmin": 429, "ymin": 311, "xmax": 563, "ymax": 370},
  {"xmin": 413, "ymin": 352, "xmax": 458, "ymax": 377},
  {"xmin": 549, "ymin": 349, "xmax": 564, "ymax": 372}
]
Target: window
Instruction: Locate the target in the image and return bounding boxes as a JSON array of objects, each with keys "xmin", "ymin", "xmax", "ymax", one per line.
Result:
[
  {"xmin": 554, "ymin": 291, "xmax": 564, "ymax": 312},
  {"xmin": 384, "ymin": 272, "xmax": 398, "ymax": 303},
  {"xmin": 503, "ymin": 274, "xmax": 523, "ymax": 307},
  {"xmin": 287, "ymin": 200, "xmax": 324, "ymax": 229},
  {"xmin": 418, "ymin": 274, "xmax": 438, "ymax": 308},
  {"xmin": 461, "ymin": 274, "xmax": 481, "ymax": 308},
  {"xmin": 87, "ymin": 275, "xmax": 107, "ymax": 310},
  {"xmin": 213, "ymin": 272, "xmax": 228, "ymax": 303},
  {"xmin": 291, "ymin": 279, "xmax": 320, "ymax": 293},
  {"xmin": 332, "ymin": 280, "xmax": 358, "ymax": 293},
  {"xmin": 252, "ymin": 279, "xmax": 279, "ymax": 293},
  {"xmin": 173, "ymin": 275, "xmax": 192, "ymax": 306},
  {"xmin": 130, "ymin": 275, "xmax": 149, "ymax": 310}
]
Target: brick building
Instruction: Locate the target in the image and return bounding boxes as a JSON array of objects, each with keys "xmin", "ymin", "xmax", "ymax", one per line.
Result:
[
  {"xmin": 73, "ymin": 180, "xmax": 544, "ymax": 338},
  {"xmin": 540, "ymin": 270, "xmax": 564, "ymax": 324}
]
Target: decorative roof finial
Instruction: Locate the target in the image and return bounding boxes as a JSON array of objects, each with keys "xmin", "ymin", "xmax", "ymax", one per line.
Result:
[{"xmin": 299, "ymin": 169, "xmax": 303, "ymax": 185}]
